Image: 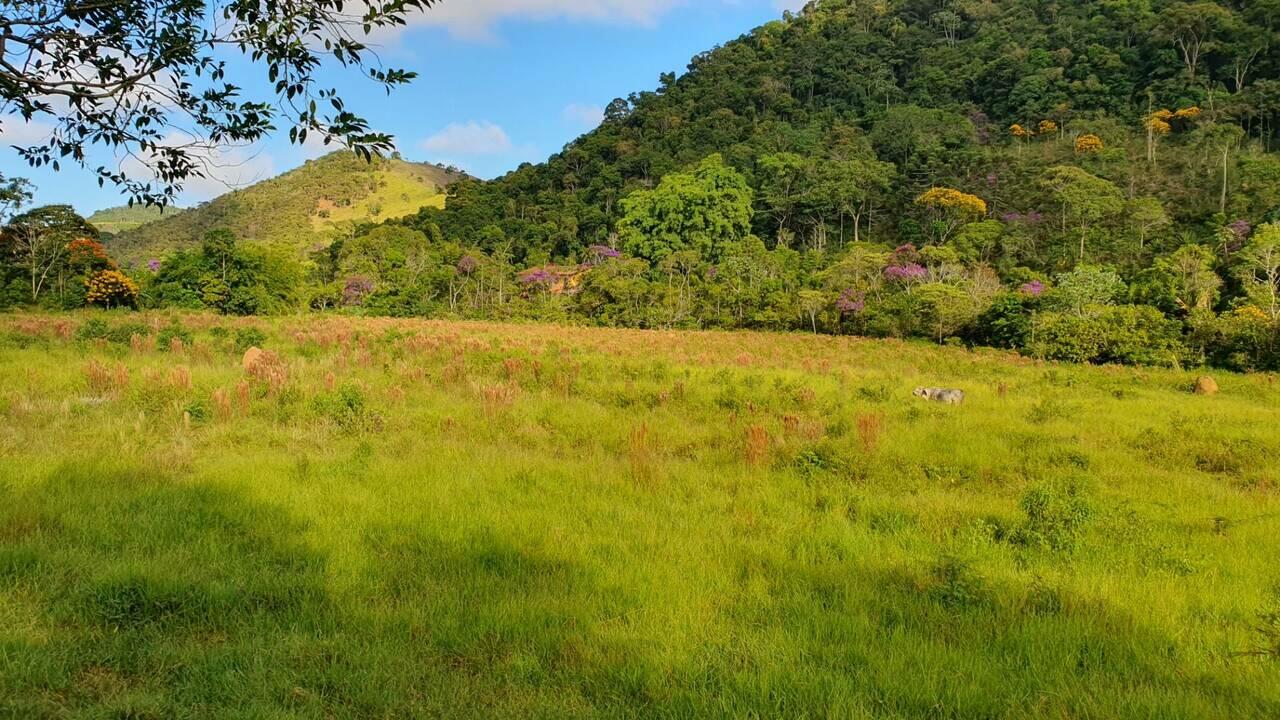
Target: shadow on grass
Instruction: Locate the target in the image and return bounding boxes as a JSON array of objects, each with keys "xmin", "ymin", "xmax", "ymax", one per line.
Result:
[
  {"xmin": 2, "ymin": 466, "xmax": 1277, "ymax": 718},
  {"xmin": 0, "ymin": 464, "xmax": 334, "ymax": 718}
]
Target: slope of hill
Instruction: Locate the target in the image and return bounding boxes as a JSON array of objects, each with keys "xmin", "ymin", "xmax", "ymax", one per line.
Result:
[
  {"xmin": 107, "ymin": 152, "xmax": 463, "ymax": 266},
  {"xmin": 402, "ymin": 0, "xmax": 1280, "ymax": 268},
  {"xmin": 88, "ymin": 205, "xmax": 184, "ymax": 234}
]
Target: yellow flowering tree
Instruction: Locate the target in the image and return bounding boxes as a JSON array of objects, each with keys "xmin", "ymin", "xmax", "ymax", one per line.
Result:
[
  {"xmin": 914, "ymin": 187, "xmax": 988, "ymax": 244},
  {"xmin": 85, "ymin": 270, "xmax": 139, "ymax": 309},
  {"xmin": 1075, "ymin": 134, "xmax": 1104, "ymax": 154},
  {"xmin": 1038, "ymin": 119, "xmax": 1059, "ymax": 138},
  {"xmin": 1145, "ymin": 107, "xmax": 1199, "ymax": 162},
  {"xmin": 1010, "ymin": 123, "xmax": 1031, "ymax": 154}
]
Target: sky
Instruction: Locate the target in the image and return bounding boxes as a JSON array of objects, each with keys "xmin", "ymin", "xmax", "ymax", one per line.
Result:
[{"xmin": 0, "ymin": 0, "xmax": 804, "ymax": 216}]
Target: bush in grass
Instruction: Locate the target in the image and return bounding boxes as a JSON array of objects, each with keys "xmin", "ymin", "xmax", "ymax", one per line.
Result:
[
  {"xmin": 929, "ymin": 555, "xmax": 988, "ymax": 610},
  {"xmin": 157, "ymin": 323, "xmax": 194, "ymax": 351},
  {"xmin": 312, "ymin": 383, "xmax": 380, "ymax": 432},
  {"xmin": 75, "ymin": 318, "xmax": 149, "ymax": 345},
  {"xmin": 1016, "ymin": 483, "xmax": 1093, "ymax": 552},
  {"xmin": 972, "ymin": 292, "xmax": 1037, "ymax": 349},
  {"xmin": 234, "ymin": 327, "xmax": 268, "ymax": 352}
]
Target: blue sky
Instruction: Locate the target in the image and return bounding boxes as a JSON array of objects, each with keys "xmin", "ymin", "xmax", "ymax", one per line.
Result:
[{"xmin": 0, "ymin": 1, "xmax": 801, "ymax": 216}]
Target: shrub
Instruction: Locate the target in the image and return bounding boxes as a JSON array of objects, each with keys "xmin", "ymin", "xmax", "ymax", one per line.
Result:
[
  {"xmin": 1029, "ymin": 305, "xmax": 1185, "ymax": 366},
  {"xmin": 84, "ymin": 270, "xmax": 140, "ymax": 308},
  {"xmin": 157, "ymin": 324, "xmax": 194, "ymax": 352},
  {"xmin": 75, "ymin": 318, "xmax": 111, "ymax": 342},
  {"xmin": 972, "ymin": 292, "xmax": 1036, "ymax": 349},
  {"xmin": 234, "ymin": 326, "xmax": 268, "ymax": 352},
  {"xmin": 76, "ymin": 319, "xmax": 149, "ymax": 345},
  {"xmin": 928, "ymin": 556, "xmax": 988, "ymax": 610},
  {"xmin": 313, "ymin": 383, "xmax": 379, "ymax": 432},
  {"xmin": 1016, "ymin": 483, "xmax": 1093, "ymax": 552}
]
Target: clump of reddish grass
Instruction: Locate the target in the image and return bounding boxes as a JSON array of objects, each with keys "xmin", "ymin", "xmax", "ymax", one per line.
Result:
[
  {"xmin": 169, "ymin": 366, "xmax": 193, "ymax": 391},
  {"xmin": 324, "ymin": 371, "xmax": 337, "ymax": 391},
  {"xmin": 84, "ymin": 360, "xmax": 129, "ymax": 397},
  {"xmin": 744, "ymin": 425, "xmax": 771, "ymax": 467},
  {"xmin": 211, "ymin": 389, "xmax": 233, "ymax": 422},
  {"xmin": 168, "ymin": 337, "xmax": 185, "ymax": 354},
  {"xmin": 856, "ymin": 412, "xmax": 885, "ymax": 453},
  {"xmin": 235, "ymin": 381, "xmax": 251, "ymax": 415},
  {"xmin": 479, "ymin": 382, "xmax": 516, "ymax": 415},
  {"xmin": 441, "ymin": 360, "xmax": 468, "ymax": 386},
  {"xmin": 502, "ymin": 357, "xmax": 524, "ymax": 382},
  {"xmin": 783, "ymin": 414, "xmax": 801, "ymax": 435},
  {"xmin": 246, "ymin": 350, "xmax": 288, "ymax": 395},
  {"xmin": 130, "ymin": 333, "xmax": 156, "ymax": 353}
]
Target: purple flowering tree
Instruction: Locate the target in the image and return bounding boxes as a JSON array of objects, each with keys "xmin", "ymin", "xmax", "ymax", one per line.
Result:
[{"xmin": 342, "ymin": 275, "xmax": 375, "ymax": 306}]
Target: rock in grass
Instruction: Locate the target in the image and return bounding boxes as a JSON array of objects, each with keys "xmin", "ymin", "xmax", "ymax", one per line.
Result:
[
  {"xmin": 913, "ymin": 387, "xmax": 965, "ymax": 405},
  {"xmin": 1193, "ymin": 376, "xmax": 1219, "ymax": 396}
]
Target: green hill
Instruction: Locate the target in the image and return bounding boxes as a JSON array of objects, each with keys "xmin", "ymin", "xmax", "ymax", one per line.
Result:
[
  {"xmin": 107, "ymin": 152, "xmax": 463, "ymax": 266},
  {"xmin": 407, "ymin": 0, "xmax": 1280, "ymax": 268},
  {"xmin": 88, "ymin": 205, "xmax": 183, "ymax": 234}
]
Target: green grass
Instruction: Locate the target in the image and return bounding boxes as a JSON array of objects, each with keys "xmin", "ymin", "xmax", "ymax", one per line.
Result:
[{"xmin": 1, "ymin": 312, "xmax": 1278, "ymax": 718}]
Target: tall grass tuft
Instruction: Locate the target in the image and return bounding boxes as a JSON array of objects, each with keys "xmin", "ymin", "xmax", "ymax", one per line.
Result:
[
  {"xmin": 856, "ymin": 412, "xmax": 884, "ymax": 452},
  {"xmin": 170, "ymin": 366, "xmax": 193, "ymax": 391},
  {"xmin": 629, "ymin": 422, "xmax": 654, "ymax": 483},
  {"xmin": 744, "ymin": 425, "xmax": 771, "ymax": 466},
  {"xmin": 211, "ymin": 389, "xmax": 233, "ymax": 422}
]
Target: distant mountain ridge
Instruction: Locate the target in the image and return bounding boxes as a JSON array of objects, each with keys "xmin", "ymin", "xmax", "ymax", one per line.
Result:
[{"xmin": 106, "ymin": 152, "xmax": 465, "ymax": 266}]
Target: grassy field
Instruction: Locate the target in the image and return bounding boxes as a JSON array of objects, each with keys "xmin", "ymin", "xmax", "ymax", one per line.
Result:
[{"xmin": 0, "ymin": 312, "xmax": 1278, "ymax": 718}]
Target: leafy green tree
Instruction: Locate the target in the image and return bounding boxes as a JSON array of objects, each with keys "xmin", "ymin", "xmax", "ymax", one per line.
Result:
[
  {"xmin": 1041, "ymin": 166, "xmax": 1124, "ymax": 261},
  {"xmin": 1, "ymin": 204, "xmax": 98, "ymax": 302},
  {"xmin": 757, "ymin": 153, "xmax": 811, "ymax": 247},
  {"xmin": 1237, "ymin": 223, "xmax": 1280, "ymax": 322},
  {"xmin": 1049, "ymin": 266, "xmax": 1126, "ymax": 315},
  {"xmin": 618, "ymin": 155, "xmax": 753, "ymax": 264},
  {"xmin": 1142, "ymin": 245, "xmax": 1222, "ymax": 312},
  {"xmin": 0, "ymin": 173, "xmax": 34, "ymax": 224},
  {"xmin": 149, "ymin": 228, "xmax": 300, "ymax": 314}
]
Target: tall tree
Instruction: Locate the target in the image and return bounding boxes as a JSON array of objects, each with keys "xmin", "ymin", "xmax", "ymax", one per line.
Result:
[
  {"xmin": 1, "ymin": 204, "xmax": 97, "ymax": 301},
  {"xmin": 1041, "ymin": 166, "xmax": 1124, "ymax": 262}
]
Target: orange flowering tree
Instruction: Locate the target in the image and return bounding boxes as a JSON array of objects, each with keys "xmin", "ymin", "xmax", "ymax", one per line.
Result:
[
  {"xmin": 914, "ymin": 187, "xmax": 988, "ymax": 244},
  {"xmin": 67, "ymin": 238, "xmax": 115, "ymax": 273},
  {"xmin": 85, "ymin": 270, "xmax": 139, "ymax": 308}
]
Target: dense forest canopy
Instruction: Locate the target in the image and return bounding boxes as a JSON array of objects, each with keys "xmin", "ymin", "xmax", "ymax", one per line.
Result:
[
  {"xmin": 7, "ymin": 0, "xmax": 1280, "ymax": 370},
  {"xmin": 406, "ymin": 0, "xmax": 1280, "ymax": 264}
]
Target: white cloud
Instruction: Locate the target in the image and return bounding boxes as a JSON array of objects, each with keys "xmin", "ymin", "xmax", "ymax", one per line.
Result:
[
  {"xmin": 563, "ymin": 103, "xmax": 604, "ymax": 129},
  {"xmin": 419, "ymin": 121, "xmax": 512, "ymax": 155},
  {"xmin": 1, "ymin": 118, "xmax": 56, "ymax": 146},
  {"xmin": 406, "ymin": 0, "xmax": 686, "ymax": 40},
  {"xmin": 119, "ymin": 133, "xmax": 276, "ymax": 203}
]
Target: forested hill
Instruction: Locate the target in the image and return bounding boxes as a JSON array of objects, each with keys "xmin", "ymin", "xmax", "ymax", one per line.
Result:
[
  {"xmin": 107, "ymin": 153, "xmax": 464, "ymax": 266},
  {"xmin": 88, "ymin": 0, "xmax": 1280, "ymax": 371},
  {"xmin": 402, "ymin": 0, "xmax": 1280, "ymax": 268}
]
